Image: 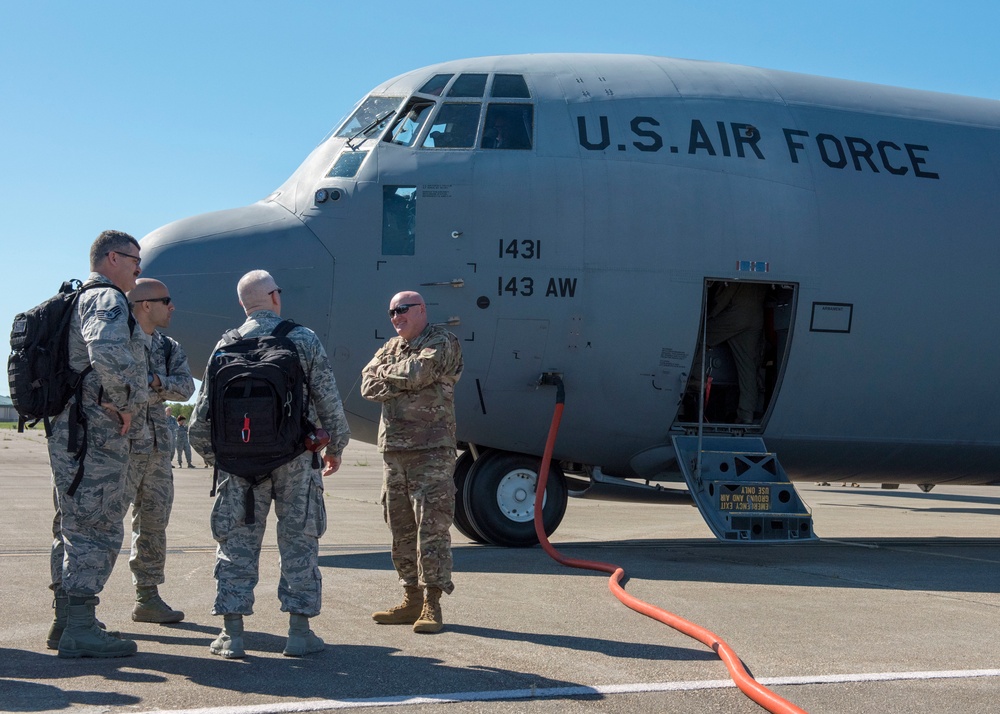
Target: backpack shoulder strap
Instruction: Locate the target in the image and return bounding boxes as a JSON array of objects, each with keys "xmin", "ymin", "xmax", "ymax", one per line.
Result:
[
  {"xmin": 271, "ymin": 320, "xmax": 299, "ymax": 339},
  {"xmin": 220, "ymin": 328, "xmax": 244, "ymax": 347}
]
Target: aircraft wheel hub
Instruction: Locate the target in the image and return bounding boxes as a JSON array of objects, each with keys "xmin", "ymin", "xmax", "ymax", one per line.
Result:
[{"xmin": 496, "ymin": 469, "xmax": 546, "ymax": 522}]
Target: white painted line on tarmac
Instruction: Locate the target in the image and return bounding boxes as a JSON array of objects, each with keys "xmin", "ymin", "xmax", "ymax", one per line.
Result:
[{"xmin": 140, "ymin": 668, "xmax": 1000, "ymax": 714}]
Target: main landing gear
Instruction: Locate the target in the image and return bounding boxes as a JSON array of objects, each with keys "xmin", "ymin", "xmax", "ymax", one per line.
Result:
[{"xmin": 453, "ymin": 448, "xmax": 568, "ymax": 547}]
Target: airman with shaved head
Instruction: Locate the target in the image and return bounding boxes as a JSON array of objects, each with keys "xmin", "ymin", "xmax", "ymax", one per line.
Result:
[
  {"xmin": 189, "ymin": 269, "xmax": 350, "ymax": 659},
  {"xmin": 124, "ymin": 278, "xmax": 195, "ymax": 625},
  {"xmin": 362, "ymin": 290, "xmax": 463, "ymax": 634}
]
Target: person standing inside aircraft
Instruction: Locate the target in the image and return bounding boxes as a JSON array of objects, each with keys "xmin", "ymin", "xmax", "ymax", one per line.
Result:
[
  {"xmin": 47, "ymin": 230, "xmax": 147, "ymax": 658},
  {"xmin": 704, "ymin": 281, "xmax": 769, "ymax": 424},
  {"xmin": 189, "ymin": 269, "xmax": 350, "ymax": 659},
  {"xmin": 174, "ymin": 415, "xmax": 193, "ymax": 467},
  {"xmin": 361, "ymin": 291, "xmax": 463, "ymax": 634},
  {"xmin": 125, "ymin": 279, "xmax": 195, "ymax": 624}
]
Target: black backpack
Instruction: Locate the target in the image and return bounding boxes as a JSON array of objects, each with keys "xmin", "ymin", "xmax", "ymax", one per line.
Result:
[
  {"xmin": 7, "ymin": 280, "xmax": 124, "ymax": 433},
  {"xmin": 8, "ymin": 279, "xmax": 132, "ymax": 496},
  {"xmin": 206, "ymin": 320, "xmax": 311, "ymax": 522}
]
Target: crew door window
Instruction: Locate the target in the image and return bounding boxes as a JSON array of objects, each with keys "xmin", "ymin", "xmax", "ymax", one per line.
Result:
[{"xmin": 382, "ymin": 186, "xmax": 416, "ymax": 256}]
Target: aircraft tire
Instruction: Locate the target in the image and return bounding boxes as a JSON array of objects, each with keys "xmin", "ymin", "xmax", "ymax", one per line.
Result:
[
  {"xmin": 463, "ymin": 450, "xmax": 567, "ymax": 548},
  {"xmin": 453, "ymin": 450, "xmax": 489, "ymax": 543}
]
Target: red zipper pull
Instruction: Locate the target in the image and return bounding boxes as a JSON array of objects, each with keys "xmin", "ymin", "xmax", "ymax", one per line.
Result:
[{"xmin": 242, "ymin": 414, "xmax": 251, "ymax": 443}]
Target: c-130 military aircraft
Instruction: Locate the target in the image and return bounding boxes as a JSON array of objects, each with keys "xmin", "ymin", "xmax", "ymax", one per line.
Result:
[{"xmin": 140, "ymin": 54, "xmax": 1000, "ymax": 547}]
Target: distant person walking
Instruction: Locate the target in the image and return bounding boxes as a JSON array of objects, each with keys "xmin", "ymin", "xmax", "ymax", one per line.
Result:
[
  {"xmin": 362, "ymin": 291, "xmax": 463, "ymax": 634},
  {"xmin": 125, "ymin": 279, "xmax": 195, "ymax": 624}
]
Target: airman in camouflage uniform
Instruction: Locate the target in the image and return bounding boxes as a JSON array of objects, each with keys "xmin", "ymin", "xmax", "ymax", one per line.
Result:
[
  {"xmin": 47, "ymin": 230, "xmax": 148, "ymax": 658},
  {"xmin": 189, "ymin": 270, "xmax": 350, "ymax": 659},
  {"xmin": 361, "ymin": 290, "xmax": 463, "ymax": 634},
  {"xmin": 165, "ymin": 406, "xmax": 178, "ymax": 455},
  {"xmin": 125, "ymin": 279, "xmax": 195, "ymax": 624},
  {"xmin": 174, "ymin": 414, "xmax": 193, "ymax": 467}
]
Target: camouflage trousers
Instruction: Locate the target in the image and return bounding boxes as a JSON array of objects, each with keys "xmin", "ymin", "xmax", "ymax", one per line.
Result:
[
  {"xmin": 381, "ymin": 448, "xmax": 456, "ymax": 594},
  {"xmin": 175, "ymin": 437, "xmax": 192, "ymax": 466},
  {"xmin": 125, "ymin": 450, "xmax": 175, "ymax": 587},
  {"xmin": 210, "ymin": 453, "xmax": 327, "ymax": 617},
  {"xmin": 48, "ymin": 405, "xmax": 131, "ymax": 597}
]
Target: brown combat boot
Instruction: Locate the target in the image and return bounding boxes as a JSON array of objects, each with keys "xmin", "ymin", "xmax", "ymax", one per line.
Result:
[
  {"xmin": 372, "ymin": 585, "xmax": 424, "ymax": 624},
  {"xmin": 412, "ymin": 587, "xmax": 443, "ymax": 634}
]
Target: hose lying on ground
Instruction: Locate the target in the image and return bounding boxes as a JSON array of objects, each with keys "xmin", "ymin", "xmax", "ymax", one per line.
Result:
[{"xmin": 531, "ymin": 377, "xmax": 807, "ymax": 714}]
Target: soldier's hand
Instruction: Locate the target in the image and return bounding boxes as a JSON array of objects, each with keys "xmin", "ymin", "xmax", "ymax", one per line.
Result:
[
  {"xmin": 322, "ymin": 453, "xmax": 342, "ymax": 476},
  {"xmin": 118, "ymin": 411, "xmax": 133, "ymax": 435},
  {"xmin": 101, "ymin": 404, "xmax": 132, "ymax": 435}
]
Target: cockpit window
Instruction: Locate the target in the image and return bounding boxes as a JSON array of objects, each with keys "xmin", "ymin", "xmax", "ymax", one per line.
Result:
[
  {"xmin": 418, "ymin": 74, "xmax": 452, "ymax": 96},
  {"xmin": 328, "ymin": 150, "xmax": 368, "ymax": 178},
  {"xmin": 481, "ymin": 104, "xmax": 533, "ymax": 150},
  {"xmin": 383, "ymin": 186, "xmax": 416, "ymax": 256},
  {"xmin": 335, "ymin": 96, "xmax": 402, "ymax": 138},
  {"xmin": 491, "ymin": 74, "xmax": 531, "ymax": 98},
  {"xmin": 422, "ymin": 104, "xmax": 481, "ymax": 149},
  {"xmin": 447, "ymin": 73, "xmax": 488, "ymax": 98},
  {"xmin": 386, "ymin": 100, "xmax": 434, "ymax": 146}
]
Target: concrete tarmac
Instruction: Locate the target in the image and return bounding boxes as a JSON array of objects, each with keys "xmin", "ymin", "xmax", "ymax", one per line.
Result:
[{"xmin": 1, "ymin": 427, "xmax": 998, "ymax": 714}]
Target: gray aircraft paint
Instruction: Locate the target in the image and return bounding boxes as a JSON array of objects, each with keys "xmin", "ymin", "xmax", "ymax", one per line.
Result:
[{"xmin": 140, "ymin": 54, "xmax": 1000, "ymax": 509}]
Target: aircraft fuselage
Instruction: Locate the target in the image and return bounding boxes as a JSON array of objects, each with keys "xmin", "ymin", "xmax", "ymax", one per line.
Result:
[{"xmin": 141, "ymin": 54, "xmax": 1000, "ymax": 502}]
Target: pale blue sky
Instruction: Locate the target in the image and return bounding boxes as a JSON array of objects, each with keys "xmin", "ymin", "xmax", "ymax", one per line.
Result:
[{"xmin": 3, "ymin": 1, "xmax": 999, "ymax": 385}]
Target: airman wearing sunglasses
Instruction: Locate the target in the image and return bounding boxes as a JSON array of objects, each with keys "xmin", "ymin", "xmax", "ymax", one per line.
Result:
[
  {"xmin": 189, "ymin": 269, "xmax": 351, "ymax": 659},
  {"xmin": 46, "ymin": 230, "xmax": 150, "ymax": 659},
  {"xmin": 124, "ymin": 278, "xmax": 196, "ymax": 625},
  {"xmin": 361, "ymin": 291, "xmax": 463, "ymax": 634}
]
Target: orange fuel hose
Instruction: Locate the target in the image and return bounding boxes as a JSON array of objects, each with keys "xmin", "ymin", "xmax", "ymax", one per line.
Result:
[{"xmin": 531, "ymin": 380, "xmax": 807, "ymax": 714}]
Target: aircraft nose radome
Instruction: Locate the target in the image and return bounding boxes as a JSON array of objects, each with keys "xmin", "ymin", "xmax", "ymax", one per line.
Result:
[{"xmin": 139, "ymin": 200, "xmax": 334, "ymax": 372}]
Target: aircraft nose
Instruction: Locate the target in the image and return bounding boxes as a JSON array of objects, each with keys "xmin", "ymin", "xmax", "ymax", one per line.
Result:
[{"xmin": 140, "ymin": 201, "xmax": 333, "ymax": 372}]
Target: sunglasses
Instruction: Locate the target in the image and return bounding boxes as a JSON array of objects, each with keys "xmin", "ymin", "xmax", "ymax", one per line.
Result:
[
  {"xmin": 138, "ymin": 296, "xmax": 172, "ymax": 305},
  {"xmin": 269, "ymin": 288, "xmax": 283, "ymax": 296},
  {"xmin": 388, "ymin": 303, "xmax": 420, "ymax": 317},
  {"xmin": 109, "ymin": 250, "xmax": 142, "ymax": 267}
]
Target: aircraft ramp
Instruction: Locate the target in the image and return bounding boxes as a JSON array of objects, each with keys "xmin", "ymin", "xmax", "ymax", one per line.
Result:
[{"xmin": 672, "ymin": 435, "xmax": 815, "ymax": 542}]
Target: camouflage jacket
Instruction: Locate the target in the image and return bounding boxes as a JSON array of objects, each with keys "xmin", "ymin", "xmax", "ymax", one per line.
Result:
[
  {"xmin": 361, "ymin": 323, "xmax": 463, "ymax": 452},
  {"xmin": 68, "ymin": 272, "xmax": 148, "ymax": 437},
  {"xmin": 130, "ymin": 330, "xmax": 195, "ymax": 454},
  {"xmin": 189, "ymin": 309, "xmax": 350, "ymax": 462}
]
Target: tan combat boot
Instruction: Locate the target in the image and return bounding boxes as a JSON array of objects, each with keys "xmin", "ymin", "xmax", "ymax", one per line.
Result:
[
  {"xmin": 412, "ymin": 587, "xmax": 443, "ymax": 634},
  {"xmin": 372, "ymin": 585, "xmax": 424, "ymax": 624},
  {"xmin": 283, "ymin": 613, "xmax": 325, "ymax": 657},
  {"xmin": 47, "ymin": 588, "xmax": 112, "ymax": 649},
  {"xmin": 209, "ymin": 614, "xmax": 245, "ymax": 659},
  {"xmin": 133, "ymin": 585, "xmax": 184, "ymax": 623},
  {"xmin": 58, "ymin": 596, "xmax": 138, "ymax": 658}
]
